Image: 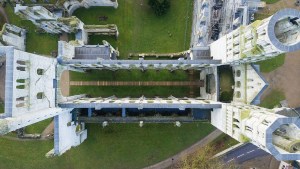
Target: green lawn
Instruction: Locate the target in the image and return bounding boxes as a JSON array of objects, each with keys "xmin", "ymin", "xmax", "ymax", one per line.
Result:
[
  {"xmin": 71, "ymin": 69, "xmax": 197, "ymax": 81},
  {"xmin": 4, "ymin": 5, "xmax": 58, "ymax": 56},
  {"xmin": 0, "ymin": 102, "xmax": 4, "ymax": 113},
  {"xmin": 257, "ymin": 54, "xmax": 285, "ymax": 73},
  {"xmin": 74, "ymin": 0, "xmax": 193, "ymax": 58},
  {"xmin": 0, "ymin": 123, "xmax": 215, "ymax": 169},
  {"xmin": 254, "ymin": 13, "xmax": 272, "ymax": 21},
  {"xmin": 71, "ymin": 86, "xmax": 196, "ymax": 98},
  {"xmin": 89, "ymin": 35, "xmax": 117, "ymax": 49},
  {"xmin": 23, "ymin": 0, "xmax": 57, "ymax": 4},
  {"xmin": 259, "ymin": 89, "xmax": 285, "ymax": 109},
  {"xmin": 219, "ymin": 67, "xmax": 234, "ymax": 102},
  {"xmin": 25, "ymin": 118, "xmax": 52, "ymax": 134},
  {"xmin": 263, "ymin": 0, "xmax": 280, "ymax": 4}
]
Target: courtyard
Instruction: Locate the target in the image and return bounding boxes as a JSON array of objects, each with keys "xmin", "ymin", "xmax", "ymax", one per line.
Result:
[
  {"xmin": 70, "ymin": 0, "xmax": 196, "ymax": 98},
  {"xmin": 73, "ymin": 0, "xmax": 193, "ymax": 58}
]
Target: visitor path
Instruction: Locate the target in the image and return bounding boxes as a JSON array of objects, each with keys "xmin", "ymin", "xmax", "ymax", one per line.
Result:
[
  {"xmin": 61, "ymin": 70, "xmax": 70, "ymax": 97},
  {"xmin": 0, "ymin": 7, "xmax": 9, "ymax": 23},
  {"xmin": 144, "ymin": 129, "xmax": 223, "ymax": 169},
  {"xmin": 69, "ymin": 81, "xmax": 203, "ymax": 87}
]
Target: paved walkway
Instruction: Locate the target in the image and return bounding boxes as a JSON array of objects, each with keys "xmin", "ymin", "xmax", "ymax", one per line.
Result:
[
  {"xmin": 143, "ymin": 129, "xmax": 223, "ymax": 169},
  {"xmin": 60, "ymin": 70, "xmax": 70, "ymax": 96},
  {"xmin": 41, "ymin": 120, "xmax": 54, "ymax": 139},
  {"xmin": 70, "ymin": 81, "xmax": 204, "ymax": 87},
  {"xmin": 189, "ymin": 70, "xmax": 197, "ymax": 97}
]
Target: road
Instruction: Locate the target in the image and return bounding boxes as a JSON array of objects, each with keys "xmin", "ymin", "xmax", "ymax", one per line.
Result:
[{"xmin": 223, "ymin": 143, "xmax": 269, "ymax": 164}]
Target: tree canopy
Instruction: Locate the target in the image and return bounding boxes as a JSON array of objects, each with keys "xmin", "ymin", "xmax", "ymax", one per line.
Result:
[
  {"xmin": 176, "ymin": 146, "xmax": 236, "ymax": 169},
  {"xmin": 148, "ymin": 0, "xmax": 170, "ymax": 16}
]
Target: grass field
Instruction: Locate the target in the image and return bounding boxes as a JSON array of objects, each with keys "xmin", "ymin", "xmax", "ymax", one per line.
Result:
[
  {"xmin": 23, "ymin": 0, "xmax": 57, "ymax": 4},
  {"xmin": 25, "ymin": 118, "xmax": 52, "ymax": 134},
  {"xmin": 4, "ymin": 5, "xmax": 58, "ymax": 55},
  {"xmin": 259, "ymin": 89, "xmax": 285, "ymax": 109},
  {"xmin": 263, "ymin": 0, "xmax": 280, "ymax": 4},
  {"xmin": 71, "ymin": 86, "xmax": 196, "ymax": 98},
  {"xmin": 257, "ymin": 54, "xmax": 285, "ymax": 73},
  {"xmin": 74, "ymin": 0, "xmax": 193, "ymax": 58},
  {"xmin": 254, "ymin": 13, "xmax": 272, "ymax": 21},
  {"xmin": 0, "ymin": 102, "xmax": 4, "ymax": 113},
  {"xmin": 0, "ymin": 123, "xmax": 215, "ymax": 169},
  {"xmin": 70, "ymin": 69, "xmax": 196, "ymax": 81},
  {"xmin": 219, "ymin": 67, "xmax": 234, "ymax": 102}
]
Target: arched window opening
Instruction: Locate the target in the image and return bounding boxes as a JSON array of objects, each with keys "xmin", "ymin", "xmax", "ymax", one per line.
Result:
[
  {"xmin": 36, "ymin": 92, "xmax": 45, "ymax": 99},
  {"xmin": 37, "ymin": 69, "xmax": 44, "ymax": 75},
  {"xmin": 16, "ymin": 66, "xmax": 26, "ymax": 71},
  {"xmin": 236, "ymin": 70, "xmax": 241, "ymax": 77},
  {"xmin": 236, "ymin": 91, "xmax": 241, "ymax": 98}
]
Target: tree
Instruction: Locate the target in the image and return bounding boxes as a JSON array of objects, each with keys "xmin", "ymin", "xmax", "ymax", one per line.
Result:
[
  {"xmin": 175, "ymin": 146, "xmax": 236, "ymax": 169},
  {"xmin": 148, "ymin": 0, "xmax": 170, "ymax": 16},
  {"xmin": 220, "ymin": 91, "xmax": 233, "ymax": 102}
]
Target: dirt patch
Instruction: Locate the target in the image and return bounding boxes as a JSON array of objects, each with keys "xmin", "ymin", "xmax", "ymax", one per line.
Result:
[
  {"xmin": 261, "ymin": 51, "xmax": 300, "ymax": 108},
  {"xmin": 0, "ymin": 6, "xmax": 9, "ymax": 27},
  {"xmin": 60, "ymin": 70, "xmax": 70, "ymax": 97}
]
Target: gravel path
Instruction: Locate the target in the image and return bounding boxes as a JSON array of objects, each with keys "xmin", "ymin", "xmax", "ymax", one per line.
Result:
[
  {"xmin": 70, "ymin": 81, "xmax": 204, "ymax": 87},
  {"xmin": 60, "ymin": 70, "xmax": 70, "ymax": 96}
]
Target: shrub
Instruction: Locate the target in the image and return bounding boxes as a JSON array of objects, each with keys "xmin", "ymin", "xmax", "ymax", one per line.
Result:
[
  {"xmin": 148, "ymin": 0, "xmax": 170, "ymax": 16},
  {"xmin": 220, "ymin": 91, "xmax": 233, "ymax": 102}
]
